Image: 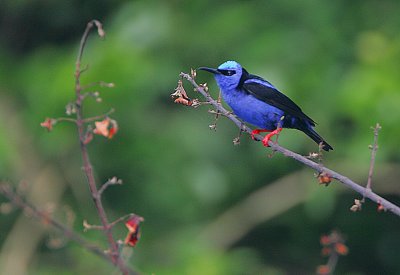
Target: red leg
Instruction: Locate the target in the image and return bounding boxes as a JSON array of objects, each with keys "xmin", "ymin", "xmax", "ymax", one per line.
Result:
[
  {"xmin": 251, "ymin": 129, "xmax": 271, "ymax": 140},
  {"xmin": 262, "ymin": 128, "xmax": 282, "ymax": 147}
]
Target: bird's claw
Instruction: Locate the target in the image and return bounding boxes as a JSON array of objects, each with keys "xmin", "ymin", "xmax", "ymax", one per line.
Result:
[
  {"xmin": 261, "ymin": 128, "xmax": 282, "ymax": 147},
  {"xmin": 262, "ymin": 137, "xmax": 271, "ymax": 147},
  {"xmin": 251, "ymin": 129, "xmax": 270, "ymax": 140}
]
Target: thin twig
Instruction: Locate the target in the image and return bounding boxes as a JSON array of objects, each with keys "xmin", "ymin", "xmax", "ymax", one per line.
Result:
[
  {"xmin": 81, "ymin": 81, "xmax": 115, "ymax": 91},
  {"xmin": 366, "ymin": 123, "xmax": 381, "ymax": 191},
  {"xmin": 326, "ymin": 253, "xmax": 339, "ymax": 275},
  {"xmin": 74, "ymin": 20, "xmax": 129, "ymax": 274},
  {"xmin": 55, "ymin": 117, "xmax": 77, "ymax": 123},
  {"xmin": 98, "ymin": 176, "xmax": 123, "ymax": 196},
  {"xmin": 84, "ymin": 214, "xmax": 134, "ymax": 231},
  {"xmin": 83, "ymin": 219, "xmax": 105, "ymax": 231},
  {"xmin": 76, "ymin": 20, "xmax": 104, "ymax": 68},
  {"xmin": 82, "ymin": 108, "xmax": 115, "ymax": 123},
  {"xmin": 180, "ymin": 72, "xmax": 400, "ymax": 217},
  {"xmin": 108, "ymin": 213, "xmax": 135, "ymax": 228}
]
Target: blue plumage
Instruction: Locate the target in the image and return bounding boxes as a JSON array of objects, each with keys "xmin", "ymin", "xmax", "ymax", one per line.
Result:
[{"xmin": 199, "ymin": 61, "xmax": 333, "ymax": 151}]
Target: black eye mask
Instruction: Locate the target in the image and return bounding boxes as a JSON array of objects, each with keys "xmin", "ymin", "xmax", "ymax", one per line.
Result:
[{"xmin": 218, "ymin": 69, "xmax": 236, "ymax": 76}]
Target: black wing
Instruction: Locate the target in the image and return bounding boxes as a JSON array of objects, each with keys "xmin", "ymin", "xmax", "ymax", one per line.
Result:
[{"xmin": 241, "ymin": 72, "xmax": 316, "ymax": 126}]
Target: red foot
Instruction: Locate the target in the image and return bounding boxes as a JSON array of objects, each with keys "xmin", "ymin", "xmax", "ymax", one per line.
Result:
[
  {"xmin": 262, "ymin": 128, "xmax": 282, "ymax": 147},
  {"xmin": 251, "ymin": 129, "xmax": 271, "ymax": 140}
]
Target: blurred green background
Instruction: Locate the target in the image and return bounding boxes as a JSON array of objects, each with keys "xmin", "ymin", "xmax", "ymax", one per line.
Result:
[{"xmin": 1, "ymin": 0, "xmax": 400, "ymax": 274}]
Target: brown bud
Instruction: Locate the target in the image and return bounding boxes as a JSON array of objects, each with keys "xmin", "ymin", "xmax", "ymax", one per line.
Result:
[{"xmin": 318, "ymin": 172, "xmax": 332, "ymax": 186}]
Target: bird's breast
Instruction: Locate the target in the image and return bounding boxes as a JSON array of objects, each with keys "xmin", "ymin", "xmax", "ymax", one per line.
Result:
[{"xmin": 221, "ymin": 88, "xmax": 284, "ymax": 130}]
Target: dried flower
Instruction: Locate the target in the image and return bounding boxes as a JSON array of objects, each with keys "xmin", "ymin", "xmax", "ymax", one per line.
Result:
[
  {"xmin": 320, "ymin": 235, "xmax": 331, "ymax": 246},
  {"xmin": 318, "ymin": 171, "xmax": 332, "ymax": 186},
  {"xmin": 190, "ymin": 99, "xmax": 201, "ymax": 108},
  {"xmin": 199, "ymin": 83, "xmax": 209, "ymax": 92},
  {"xmin": 174, "ymin": 97, "xmax": 193, "ymax": 106},
  {"xmin": 350, "ymin": 199, "xmax": 362, "ymax": 212},
  {"xmin": 316, "ymin": 265, "xmax": 330, "ymax": 275},
  {"xmin": 93, "ymin": 118, "xmax": 118, "ymax": 139},
  {"xmin": 96, "ymin": 25, "xmax": 106, "ymax": 38},
  {"xmin": 65, "ymin": 103, "xmax": 77, "ymax": 115},
  {"xmin": 171, "ymin": 80, "xmax": 195, "ymax": 107},
  {"xmin": 317, "ymin": 230, "xmax": 348, "ymax": 274},
  {"xmin": 377, "ymin": 202, "xmax": 385, "ymax": 212},
  {"xmin": 40, "ymin": 118, "xmax": 56, "ymax": 131},
  {"xmin": 93, "ymin": 118, "xmax": 110, "ymax": 137},
  {"xmin": 108, "ymin": 119, "xmax": 118, "ymax": 139},
  {"xmin": 319, "ymin": 230, "xmax": 348, "ymax": 256},
  {"xmin": 190, "ymin": 68, "xmax": 197, "ymax": 79},
  {"xmin": 307, "ymin": 152, "xmax": 320, "ymax": 159},
  {"xmin": 334, "ymin": 243, "xmax": 349, "ymax": 255},
  {"xmin": 233, "ymin": 137, "xmax": 241, "ymax": 145},
  {"xmin": 109, "ymin": 176, "xmax": 122, "ymax": 185},
  {"xmin": 209, "ymin": 124, "xmax": 217, "ymax": 131},
  {"xmin": 124, "ymin": 215, "xmax": 144, "ymax": 247}
]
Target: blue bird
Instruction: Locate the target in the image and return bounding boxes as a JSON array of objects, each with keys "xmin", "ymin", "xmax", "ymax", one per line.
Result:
[{"xmin": 199, "ymin": 61, "xmax": 333, "ymax": 151}]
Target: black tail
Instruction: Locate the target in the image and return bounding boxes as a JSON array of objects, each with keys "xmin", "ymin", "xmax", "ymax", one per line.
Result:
[{"xmin": 303, "ymin": 127, "xmax": 333, "ymax": 151}]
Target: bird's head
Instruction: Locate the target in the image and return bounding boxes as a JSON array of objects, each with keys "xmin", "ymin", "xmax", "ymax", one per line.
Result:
[{"xmin": 199, "ymin": 61, "xmax": 243, "ymax": 89}]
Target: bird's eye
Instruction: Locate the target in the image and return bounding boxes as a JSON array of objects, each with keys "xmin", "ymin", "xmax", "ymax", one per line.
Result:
[{"xmin": 219, "ymin": 69, "xmax": 236, "ymax": 76}]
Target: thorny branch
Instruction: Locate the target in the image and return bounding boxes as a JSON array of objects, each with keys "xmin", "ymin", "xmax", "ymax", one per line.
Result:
[{"xmin": 178, "ymin": 72, "xmax": 400, "ymax": 217}]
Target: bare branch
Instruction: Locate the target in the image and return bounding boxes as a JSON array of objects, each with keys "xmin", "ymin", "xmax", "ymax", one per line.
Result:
[
  {"xmin": 81, "ymin": 81, "xmax": 115, "ymax": 91},
  {"xmin": 84, "ymin": 214, "xmax": 135, "ymax": 232},
  {"xmin": 82, "ymin": 108, "xmax": 115, "ymax": 123},
  {"xmin": 179, "ymin": 72, "xmax": 400, "ymax": 217},
  {"xmin": 98, "ymin": 177, "xmax": 123, "ymax": 196},
  {"xmin": 108, "ymin": 214, "xmax": 134, "ymax": 228},
  {"xmin": 366, "ymin": 123, "xmax": 381, "ymax": 191},
  {"xmin": 55, "ymin": 117, "xmax": 77, "ymax": 123},
  {"xmin": 83, "ymin": 219, "xmax": 105, "ymax": 232},
  {"xmin": 0, "ymin": 184, "xmax": 108, "ymax": 261},
  {"xmin": 75, "ymin": 20, "xmax": 105, "ymax": 70},
  {"xmin": 74, "ymin": 20, "xmax": 129, "ymax": 274}
]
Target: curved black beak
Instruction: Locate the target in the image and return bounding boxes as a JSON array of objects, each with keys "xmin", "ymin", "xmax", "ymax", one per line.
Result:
[{"xmin": 198, "ymin": 67, "xmax": 220, "ymax": 74}]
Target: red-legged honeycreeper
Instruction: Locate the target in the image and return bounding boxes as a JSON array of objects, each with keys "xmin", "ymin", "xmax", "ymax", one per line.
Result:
[{"xmin": 199, "ymin": 61, "xmax": 333, "ymax": 151}]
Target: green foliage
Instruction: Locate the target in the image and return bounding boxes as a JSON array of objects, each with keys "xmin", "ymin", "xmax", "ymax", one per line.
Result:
[{"xmin": 1, "ymin": 0, "xmax": 400, "ymax": 274}]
